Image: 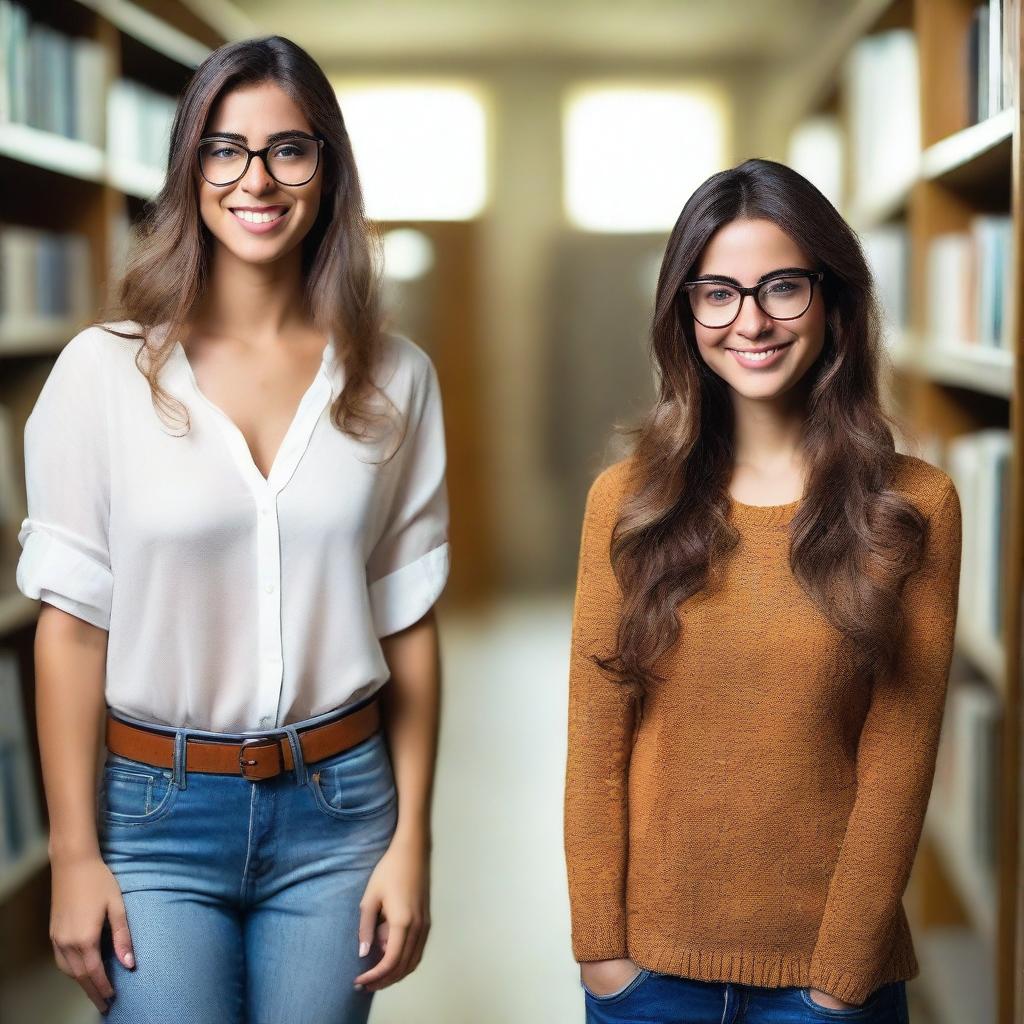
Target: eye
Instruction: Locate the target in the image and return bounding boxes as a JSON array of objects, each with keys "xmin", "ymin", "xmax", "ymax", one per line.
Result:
[{"xmin": 764, "ymin": 279, "xmax": 797, "ymax": 294}]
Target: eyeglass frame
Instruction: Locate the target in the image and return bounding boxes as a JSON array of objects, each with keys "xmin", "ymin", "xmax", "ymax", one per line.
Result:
[
  {"xmin": 678, "ymin": 269, "xmax": 824, "ymax": 329},
  {"xmin": 196, "ymin": 131, "xmax": 326, "ymax": 188}
]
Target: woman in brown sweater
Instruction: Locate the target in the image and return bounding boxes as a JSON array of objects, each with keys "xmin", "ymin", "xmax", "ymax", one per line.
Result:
[{"xmin": 564, "ymin": 159, "xmax": 961, "ymax": 1024}]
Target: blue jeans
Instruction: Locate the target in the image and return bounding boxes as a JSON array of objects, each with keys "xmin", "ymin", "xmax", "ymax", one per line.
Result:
[
  {"xmin": 96, "ymin": 704, "xmax": 397, "ymax": 1023},
  {"xmin": 583, "ymin": 970, "xmax": 910, "ymax": 1023}
]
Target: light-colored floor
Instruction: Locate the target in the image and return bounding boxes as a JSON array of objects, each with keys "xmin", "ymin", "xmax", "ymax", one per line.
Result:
[{"xmin": 2, "ymin": 594, "xmax": 941, "ymax": 1023}]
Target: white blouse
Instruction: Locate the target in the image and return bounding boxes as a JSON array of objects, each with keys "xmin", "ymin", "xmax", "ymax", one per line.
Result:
[{"xmin": 15, "ymin": 321, "xmax": 450, "ymax": 733}]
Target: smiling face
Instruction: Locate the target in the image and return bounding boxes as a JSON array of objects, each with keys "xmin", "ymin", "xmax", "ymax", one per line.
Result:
[
  {"xmin": 197, "ymin": 81, "xmax": 323, "ymax": 265},
  {"xmin": 687, "ymin": 217, "xmax": 826, "ymax": 403}
]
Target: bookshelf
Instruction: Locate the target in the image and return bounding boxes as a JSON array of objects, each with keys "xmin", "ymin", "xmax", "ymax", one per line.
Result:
[
  {"xmin": 0, "ymin": 0, "xmax": 226, "ymax": 1016},
  {"xmin": 783, "ymin": 1, "xmax": 1022, "ymax": 1021}
]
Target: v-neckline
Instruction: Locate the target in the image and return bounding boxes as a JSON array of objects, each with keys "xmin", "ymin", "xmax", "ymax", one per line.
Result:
[{"xmin": 173, "ymin": 333, "xmax": 337, "ymax": 495}]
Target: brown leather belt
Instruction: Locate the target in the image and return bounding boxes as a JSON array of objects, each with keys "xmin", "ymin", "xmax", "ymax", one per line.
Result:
[{"xmin": 104, "ymin": 699, "xmax": 381, "ymax": 782}]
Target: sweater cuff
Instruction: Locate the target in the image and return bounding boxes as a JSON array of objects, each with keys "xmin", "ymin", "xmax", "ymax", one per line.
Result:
[
  {"xmin": 571, "ymin": 923, "xmax": 629, "ymax": 963},
  {"xmin": 807, "ymin": 958, "xmax": 883, "ymax": 1005}
]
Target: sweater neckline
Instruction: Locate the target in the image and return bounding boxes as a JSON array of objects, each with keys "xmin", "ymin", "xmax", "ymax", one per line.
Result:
[{"xmin": 727, "ymin": 494, "xmax": 802, "ymax": 527}]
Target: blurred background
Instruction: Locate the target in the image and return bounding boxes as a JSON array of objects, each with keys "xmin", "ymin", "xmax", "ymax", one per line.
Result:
[{"xmin": 0, "ymin": 0, "xmax": 1021, "ymax": 1021}]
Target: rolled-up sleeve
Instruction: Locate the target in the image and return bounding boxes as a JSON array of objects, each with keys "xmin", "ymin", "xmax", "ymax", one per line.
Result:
[
  {"xmin": 15, "ymin": 329, "xmax": 113, "ymax": 630},
  {"xmin": 366, "ymin": 345, "xmax": 449, "ymax": 638}
]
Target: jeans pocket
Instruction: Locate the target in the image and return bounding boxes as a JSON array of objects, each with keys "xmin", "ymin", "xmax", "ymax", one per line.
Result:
[
  {"xmin": 99, "ymin": 755, "xmax": 178, "ymax": 825},
  {"xmin": 582, "ymin": 968, "xmax": 653, "ymax": 1004},
  {"xmin": 307, "ymin": 732, "xmax": 397, "ymax": 820},
  {"xmin": 798, "ymin": 982, "xmax": 890, "ymax": 1018}
]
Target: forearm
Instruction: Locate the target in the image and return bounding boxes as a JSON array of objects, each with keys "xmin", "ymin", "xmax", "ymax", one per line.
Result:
[
  {"xmin": 34, "ymin": 604, "xmax": 109, "ymax": 864},
  {"xmin": 379, "ymin": 607, "xmax": 441, "ymax": 853}
]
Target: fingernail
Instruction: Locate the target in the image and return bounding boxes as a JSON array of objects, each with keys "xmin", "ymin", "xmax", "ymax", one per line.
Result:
[
  {"xmin": 124, "ymin": 952, "xmax": 135, "ymax": 969},
  {"xmin": 359, "ymin": 941, "xmax": 370, "ymax": 957},
  {"xmin": 354, "ymin": 983, "xmax": 364, "ymax": 991}
]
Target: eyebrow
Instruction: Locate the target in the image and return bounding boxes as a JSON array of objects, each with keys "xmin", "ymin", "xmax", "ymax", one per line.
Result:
[
  {"xmin": 689, "ymin": 266, "xmax": 811, "ymax": 286},
  {"xmin": 202, "ymin": 130, "xmax": 315, "ymax": 145}
]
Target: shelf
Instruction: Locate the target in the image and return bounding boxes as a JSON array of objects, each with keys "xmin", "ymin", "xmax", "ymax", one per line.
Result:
[
  {"xmin": 0, "ymin": 124, "xmax": 105, "ymax": 184},
  {"xmin": 0, "ymin": 318, "xmax": 83, "ymax": 358},
  {"xmin": 107, "ymin": 160, "xmax": 165, "ymax": 201},
  {"xmin": 921, "ymin": 109, "xmax": 1015, "ymax": 187},
  {"xmin": 0, "ymin": 590, "xmax": 37, "ymax": 636},
  {"xmin": 915, "ymin": 926, "xmax": 996, "ymax": 1024},
  {"xmin": 889, "ymin": 337, "xmax": 1014, "ymax": 398},
  {"xmin": 924, "ymin": 801, "xmax": 998, "ymax": 947},
  {"xmin": 76, "ymin": 0, "xmax": 210, "ymax": 68},
  {"xmin": 0, "ymin": 834, "xmax": 49, "ymax": 904},
  {"xmin": 848, "ymin": 178, "xmax": 913, "ymax": 231},
  {"xmin": 956, "ymin": 617, "xmax": 1007, "ymax": 698}
]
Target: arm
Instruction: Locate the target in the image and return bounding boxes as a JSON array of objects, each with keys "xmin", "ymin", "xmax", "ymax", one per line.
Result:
[
  {"xmin": 809, "ymin": 481, "xmax": 963, "ymax": 1004},
  {"xmin": 564, "ymin": 468, "xmax": 638, "ymax": 965},
  {"xmin": 354, "ymin": 607, "xmax": 440, "ymax": 993},
  {"xmin": 36, "ymin": 607, "xmax": 134, "ymax": 1013}
]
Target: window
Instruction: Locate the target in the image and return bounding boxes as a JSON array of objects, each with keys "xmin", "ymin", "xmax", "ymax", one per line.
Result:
[
  {"xmin": 563, "ymin": 83, "xmax": 729, "ymax": 233},
  {"xmin": 332, "ymin": 81, "xmax": 488, "ymax": 221}
]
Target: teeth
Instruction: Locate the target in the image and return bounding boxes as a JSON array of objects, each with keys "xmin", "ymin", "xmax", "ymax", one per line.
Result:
[
  {"xmin": 234, "ymin": 209, "xmax": 283, "ymax": 224},
  {"xmin": 736, "ymin": 347, "xmax": 779, "ymax": 361}
]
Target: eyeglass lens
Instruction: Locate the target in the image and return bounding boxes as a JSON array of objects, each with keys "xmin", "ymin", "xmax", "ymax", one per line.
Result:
[
  {"xmin": 199, "ymin": 138, "xmax": 319, "ymax": 186},
  {"xmin": 688, "ymin": 276, "xmax": 813, "ymax": 328}
]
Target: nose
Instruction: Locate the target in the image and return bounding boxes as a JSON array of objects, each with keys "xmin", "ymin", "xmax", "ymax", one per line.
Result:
[
  {"xmin": 733, "ymin": 292, "xmax": 773, "ymax": 339},
  {"xmin": 241, "ymin": 152, "xmax": 276, "ymax": 194}
]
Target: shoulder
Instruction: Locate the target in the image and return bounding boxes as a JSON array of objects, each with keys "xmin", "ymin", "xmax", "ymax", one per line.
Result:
[
  {"xmin": 372, "ymin": 333, "xmax": 438, "ymax": 406},
  {"xmin": 889, "ymin": 452, "xmax": 956, "ymax": 518},
  {"xmin": 59, "ymin": 320, "xmax": 146, "ymax": 370},
  {"xmin": 584, "ymin": 457, "xmax": 637, "ymax": 525}
]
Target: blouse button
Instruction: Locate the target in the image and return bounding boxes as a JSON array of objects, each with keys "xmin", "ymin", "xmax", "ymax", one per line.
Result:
[{"xmin": 264, "ymin": 583, "xmax": 275, "ymax": 594}]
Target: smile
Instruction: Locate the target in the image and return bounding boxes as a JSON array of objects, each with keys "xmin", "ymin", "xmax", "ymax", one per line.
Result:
[
  {"xmin": 229, "ymin": 207, "xmax": 290, "ymax": 232},
  {"xmin": 726, "ymin": 342, "xmax": 793, "ymax": 368}
]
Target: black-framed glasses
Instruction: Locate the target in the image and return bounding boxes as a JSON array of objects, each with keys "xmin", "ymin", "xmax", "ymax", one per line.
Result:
[
  {"xmin": 679, "ymin": 270, "xmax": 824, "ymax": 329},
  {"xmin": 197, "ymin": 132, "xmax": 325, "ymax": 187}
]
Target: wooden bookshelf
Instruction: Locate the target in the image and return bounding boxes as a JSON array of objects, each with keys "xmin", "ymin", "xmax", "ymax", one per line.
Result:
[
  {"xmin": 786, "ymin": 1, "xmax": 1022, "ymax": 1021},
  {"xmin": 0, "ymin": 0, "xmax": 225, "ymax": 1016}
]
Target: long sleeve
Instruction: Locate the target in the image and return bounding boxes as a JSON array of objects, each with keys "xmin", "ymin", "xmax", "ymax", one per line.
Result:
[
  {"xmin": 808, "ymin": 480, "xmax": 963, "ymax": 1003},
  {"xmin": 564, "ymin": 466, "xmax": 638, "ymax": 962},
  {"xmin": 15, "ymin": 329, "xmax": 113, "ymax": 630}
]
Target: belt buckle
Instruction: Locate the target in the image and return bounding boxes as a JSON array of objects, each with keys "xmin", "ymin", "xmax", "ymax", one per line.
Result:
[{"xmin": 238, "ymin": 737, "xmax": 284, "ymax": 781}]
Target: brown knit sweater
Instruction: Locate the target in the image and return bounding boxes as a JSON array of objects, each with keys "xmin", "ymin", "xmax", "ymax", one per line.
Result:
[{"xmin": 563, "ymin": 453, "xmax": 962, "ymax": 1005}]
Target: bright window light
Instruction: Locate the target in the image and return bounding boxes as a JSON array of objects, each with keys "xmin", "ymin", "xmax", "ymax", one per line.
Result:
[
  {"xmin": 332, "ymin": 81, "xmax": 488, "ymax": 221},
  {"xmin": 564, "ymin": 83, "xmax": 729, "ymax": 233}
]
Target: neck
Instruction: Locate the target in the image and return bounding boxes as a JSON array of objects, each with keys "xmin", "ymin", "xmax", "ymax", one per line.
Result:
[
  {"xmin": 729, "ymin": 383, "xmax": 808, "ymax": 473},
  {"xmin": 192, "ymin": 243, "xmax": 308, "ymax": 346}
]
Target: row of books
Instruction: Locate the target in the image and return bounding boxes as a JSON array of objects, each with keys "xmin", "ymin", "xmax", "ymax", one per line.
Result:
[
  {"xmin": 842, "ymin": 29, "xmax": 920, "ymax": 214},
  {"xmin": 0, "ymin": 651, "xmax": 44, "ymax": 873},
  {"xmin": 108, "ymin": 78, "xmax": 177, "ymax": 176},
  {"xmin": 0, "ymin": 1, "xmax": 106, "ymax": 145},
  {"xmin": 946, "ymin": 429, "xmax": 1011, "ymax": 645},
  {"xmin": 0, "ymin": 226, "xmax": 93, "ymax": 328},
  {"xmin": 861, "ymin": 225, "xmax": 910, "ymax": 336},
  {"xmin": 931, "ymin": 662, "xmax": 1001, "ymax": 892},
  {"xmin": 967, "ymin": 0, "xmax": 1015, "ymax": 124},
  {"xmin": 926, "ymin": 217, "xmax": 1013, "ymax": 350}
]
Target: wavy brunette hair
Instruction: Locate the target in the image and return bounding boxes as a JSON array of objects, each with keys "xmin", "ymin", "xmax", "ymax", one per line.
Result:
[
  {"xmin": 99, "ymin": 35, "xmax": 386, "ymax": 440},
  {"xmin": 597, "ymin": 158, "xmax": 927, "ymax": 695}
]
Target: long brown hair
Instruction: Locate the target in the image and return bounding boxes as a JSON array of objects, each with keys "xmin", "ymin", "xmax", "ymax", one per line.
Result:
[
  {"xmin": 99, "ymin": 35, "xmax": 386, "ymax": 440},
  {"xmin": 598, "ymin": 158, "xmax": 927, "ymax": 695}
]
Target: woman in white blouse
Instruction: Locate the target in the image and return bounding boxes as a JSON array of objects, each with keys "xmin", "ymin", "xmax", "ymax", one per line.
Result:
[{"xmin": 16, "ymin": 36, "xmax": 449, "ymax": 1024}]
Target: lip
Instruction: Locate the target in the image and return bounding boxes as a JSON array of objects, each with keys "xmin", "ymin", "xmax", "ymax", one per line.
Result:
[
  {"xmin": 726, "ymin": 340, "xmax": 794, "ymax": 369},
  {"xmin": 229, "ymin": 205, "xmax": 290, "ymax": 234}
]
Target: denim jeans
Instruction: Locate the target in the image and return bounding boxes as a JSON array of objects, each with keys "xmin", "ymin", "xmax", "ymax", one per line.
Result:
[
  {"xmin": 96, "ymin": 702, "xmax": 397, "ymax": 1023},
  {"xmin": 582, "ymin": 969, "xmax": 910, "ymax": 1024}
]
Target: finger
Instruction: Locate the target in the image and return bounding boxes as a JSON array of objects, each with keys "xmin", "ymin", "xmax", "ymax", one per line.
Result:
[
  {"xmin": 108, "ymin": 900, "xmax": 136, "ymax": 970},
  {"xmin": 390, "ymin": 922, "xmax": 420, "ymax": 985},
  {"xmin": 406, "ymin": 919, "xmax": 430, "ymax": 975},
  {"xmin": 357, "ymin": 896, "xmax": 380, "ymax": 960},
  {"xmin": 354, "ymin": 923, "xmax": 407, "ymax": 989},
  {"xmin": 63, "ymin": 947, "xmax": 110, "ymax": 1013},
  {"xmin": 374, "ymin": 919, "xmax": 389, "ymax": 952},
  {"xmin": 82, "ymin": 944, "xmax": 116, "ymax": 1003}
]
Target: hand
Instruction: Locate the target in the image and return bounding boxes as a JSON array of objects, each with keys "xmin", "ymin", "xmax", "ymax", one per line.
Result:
[
  {"xmin": 580, "ymin": 958, "xmax": 642, "ymax": 997},
  {"xmin": 807, "ymin": 987, "xmax": 860, "ymax": 1010},
  {"xmin": 353, "ymin": 837, "xmax": 431, "ymax": 993},
  {"xmin": 49, "ymin": 853, "xmax": 135, "ymax": 1013}
]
